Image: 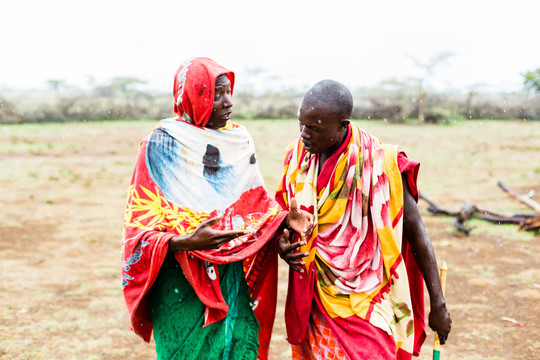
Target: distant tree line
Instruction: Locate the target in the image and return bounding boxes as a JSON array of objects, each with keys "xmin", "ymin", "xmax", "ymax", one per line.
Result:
[{"xmin": 1, "ymin": 69, "xmax": 539, "ymax": 124}]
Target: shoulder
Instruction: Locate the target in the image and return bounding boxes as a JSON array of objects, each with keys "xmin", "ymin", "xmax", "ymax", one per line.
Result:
[{"xmin": 225, "ymin": 122, "xmax": 255, "ymax": 142}]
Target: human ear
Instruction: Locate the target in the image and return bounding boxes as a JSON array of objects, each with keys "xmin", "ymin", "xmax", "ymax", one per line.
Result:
[{"xmin": 340, "ymin": 119, "xmax": 350, "ymax": 128}]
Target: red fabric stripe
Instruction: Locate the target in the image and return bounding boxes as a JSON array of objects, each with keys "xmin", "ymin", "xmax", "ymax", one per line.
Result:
[
  {"xmin": 317, "ymin": 125, "xmax": 352, "ymax": 193},
  {"xmin": 315, "ymin": 295, "xmax": 397, "ymax": 360},
  {"xmin": 397, "ymin": 150, "xmax": 420, "ymax": 201},
  {"xmin": 402, "ymin": 235, "xmax": 426, "ymax": 356},
  {"xmin": 392, "ymin": 206, "xmax": 403, "ymax": 228}
]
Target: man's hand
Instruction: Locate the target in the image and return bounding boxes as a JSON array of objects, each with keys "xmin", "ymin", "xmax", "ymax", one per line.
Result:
[
  {"xmin": 287, "ymin": 198, "xmax": 314, "ymax": 237},
  {"xmin": 429, "ymin": 303, "xmax": 452, "ymax": 344},
  {"xmin": 277, "ymin": 229, "xmax": 309, "ymax": 273},
  {"xmin": 169, "ymin": 216, "xmax": 252, "ymax": 252}
]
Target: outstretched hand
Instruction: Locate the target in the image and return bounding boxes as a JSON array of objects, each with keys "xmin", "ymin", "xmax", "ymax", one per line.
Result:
[
  {"xmin": 429, "ymin": 303, "xmax": 452, "ymax": 344},
  {"xmin": 277, "ymin": 229, "xmax": 309, "ymax": 273},
  {"xmin": 287, "ymin": 198, "xmax": 314, "ymax": 237},
  {"xmin": 168, "ymin": 216, "xmax": 252, "ymax": 252}
]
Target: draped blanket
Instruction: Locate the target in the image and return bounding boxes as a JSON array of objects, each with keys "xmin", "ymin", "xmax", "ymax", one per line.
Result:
[
  {"xmin": 122, "ymin": 118, "xmax": 285, "ymax": 359},
  {"xmin": 276, "ymin": 123, "xmax": 425, "ymax": 358}
]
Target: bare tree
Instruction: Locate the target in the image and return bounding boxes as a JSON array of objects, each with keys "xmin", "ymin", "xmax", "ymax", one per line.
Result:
[
  {"xmin": 46, "ymin": 79, "xmax": 67, "ymax": 93},
  {"xmin": 405, "ymin": 51, "xmax": 454, "ymax": 122}
]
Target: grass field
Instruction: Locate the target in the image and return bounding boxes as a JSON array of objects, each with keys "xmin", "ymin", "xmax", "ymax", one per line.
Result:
[{"xmin": 0, "ymin": 119, "xmax": 539, "ymax": 359}]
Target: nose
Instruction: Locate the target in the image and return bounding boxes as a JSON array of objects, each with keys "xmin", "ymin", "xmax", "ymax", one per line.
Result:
[
  {"xmin": 300, "ymin": 125, "xmax": 310, "ymax": 139},
  {"xmin": 223, "ymin": 92, "xmax": 233, "ymax": 109}
]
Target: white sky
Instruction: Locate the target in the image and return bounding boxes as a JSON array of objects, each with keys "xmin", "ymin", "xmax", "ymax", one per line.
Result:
[{"xmin": 1, "ymin": 0, "xmax": 539, "ymax": 93}]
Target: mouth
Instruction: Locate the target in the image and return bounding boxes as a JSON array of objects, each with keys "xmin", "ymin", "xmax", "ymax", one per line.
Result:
[{"xmin": 220, "ymin": 110, "xmax": 232, "ymax": 120}]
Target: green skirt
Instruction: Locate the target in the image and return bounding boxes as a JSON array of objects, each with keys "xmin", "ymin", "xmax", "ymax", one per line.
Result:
[{"xmin": 149, "ymin": 254, "xmax": 260, "ymax": 360}]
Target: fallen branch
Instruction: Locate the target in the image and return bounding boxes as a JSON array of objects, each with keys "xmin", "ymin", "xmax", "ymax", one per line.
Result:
[
  {"xmin": 419, "ymin": 193, "xmax": 458, "ymax": 216},
  {"xmin": 497, "ymin": 180, "xmax": 540, "ymax": 213},
  {"xmin": 419, "ymin": 186, "xmax": 540, "ymax": 235},
  {"xmin": 520, "ymin": 214, "xmax": 540, "ymax": 231}
]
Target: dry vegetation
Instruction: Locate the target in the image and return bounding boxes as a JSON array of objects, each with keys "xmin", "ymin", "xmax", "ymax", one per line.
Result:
[
  {"xmin": 2, "ymin": 82, "xmax": 540, "ymax": 124},
  {"xmin": 0, "ymin": 119, "xmax": 539, "ymax": 359}
]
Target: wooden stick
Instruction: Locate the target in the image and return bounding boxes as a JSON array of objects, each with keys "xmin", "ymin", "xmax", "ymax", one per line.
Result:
[
  {"xmin": 497, "ymin": 180, "xmax": 540, "ymax": 213},
  {"xmin": 433, "ymin": 261, "xmax": 448, "ymax": 360}
]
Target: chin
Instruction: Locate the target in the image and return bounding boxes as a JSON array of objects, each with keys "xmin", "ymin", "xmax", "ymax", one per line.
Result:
[{"xmin": 207, "ymin": 121, "xmax": 226, "ymax": 129}]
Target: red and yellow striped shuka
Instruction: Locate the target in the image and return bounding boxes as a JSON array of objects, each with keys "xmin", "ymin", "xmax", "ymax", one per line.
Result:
[{"xmin": 276, "ymin": 123, "xmax": 426, "ymax": 359}]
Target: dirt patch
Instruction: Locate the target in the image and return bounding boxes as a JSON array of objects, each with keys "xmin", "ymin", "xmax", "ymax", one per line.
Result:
[{"xmin": 0, "ymin": 120, "xmax": 538, "ymax": 359}]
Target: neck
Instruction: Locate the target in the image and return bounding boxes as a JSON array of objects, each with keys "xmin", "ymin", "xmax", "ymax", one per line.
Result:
[{"xmin": 319, "ymin": 125, "xmax": 349, "ymax": 172}]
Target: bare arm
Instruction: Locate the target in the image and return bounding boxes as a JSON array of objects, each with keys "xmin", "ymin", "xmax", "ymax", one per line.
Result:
[
  {"xmin": 168, "ymin": 216, "xmax": 252, "ymax": 252},
  {"xmin": 402, "ymin": 174, "xmax": 452, "ymax": 344}
]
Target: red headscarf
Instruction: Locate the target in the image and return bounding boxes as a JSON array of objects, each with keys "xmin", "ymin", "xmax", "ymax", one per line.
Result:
[{"xmin": 173, "ymin": 57, "xmax": 235, "ymax": 127}]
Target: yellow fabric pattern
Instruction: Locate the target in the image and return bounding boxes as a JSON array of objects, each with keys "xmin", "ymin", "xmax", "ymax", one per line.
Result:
[{"xmin": 277, "ymin": 125, "xmax": 416, "ymax": 354}]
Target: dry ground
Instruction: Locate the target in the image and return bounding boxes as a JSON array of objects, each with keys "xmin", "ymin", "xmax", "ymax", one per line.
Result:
[{"xmin": 0, "ymin": 119, "xmax": 539, "ymax": 359}]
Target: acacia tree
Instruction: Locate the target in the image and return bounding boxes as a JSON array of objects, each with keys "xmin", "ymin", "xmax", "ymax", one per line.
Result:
[
  {"xmin": 47, "ymin": 79, "xmax": 67, "ymax": 93},
  {"xmin": 96, "ymin": 77, "xmax": 147, "ymax": 97},
  {"xmin": 523, "ymin": 68, "xmax": 540, "ymax": 93},
  {"xmin": 406, "ymin": 51, "xmax": 454, "ymax": 122}
]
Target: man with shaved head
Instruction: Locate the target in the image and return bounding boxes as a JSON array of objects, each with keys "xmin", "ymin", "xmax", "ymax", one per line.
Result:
[{"xmin": 275, "ymin": 80, "xmax": 451, "ymax": 359}]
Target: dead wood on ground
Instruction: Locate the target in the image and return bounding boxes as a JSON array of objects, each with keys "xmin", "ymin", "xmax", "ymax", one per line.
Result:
[{"xmin": 419, "ymin": 180, "xmax": 540, "ymax": 235}]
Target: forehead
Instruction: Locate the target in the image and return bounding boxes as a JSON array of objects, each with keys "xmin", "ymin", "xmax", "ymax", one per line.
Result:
[
  {"xmin": 298, "ymin": 103, "xmax": 339, "ymax": 125},
  {"xmin": 215, "ymin": 74, "xmax": 231, "ymax": 87}
]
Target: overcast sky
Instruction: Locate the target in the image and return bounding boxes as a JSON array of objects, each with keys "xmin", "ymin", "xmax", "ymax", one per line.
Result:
[{"xmin": 1, "ymin": 0, "xmax": 538, "ymax": 93}]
